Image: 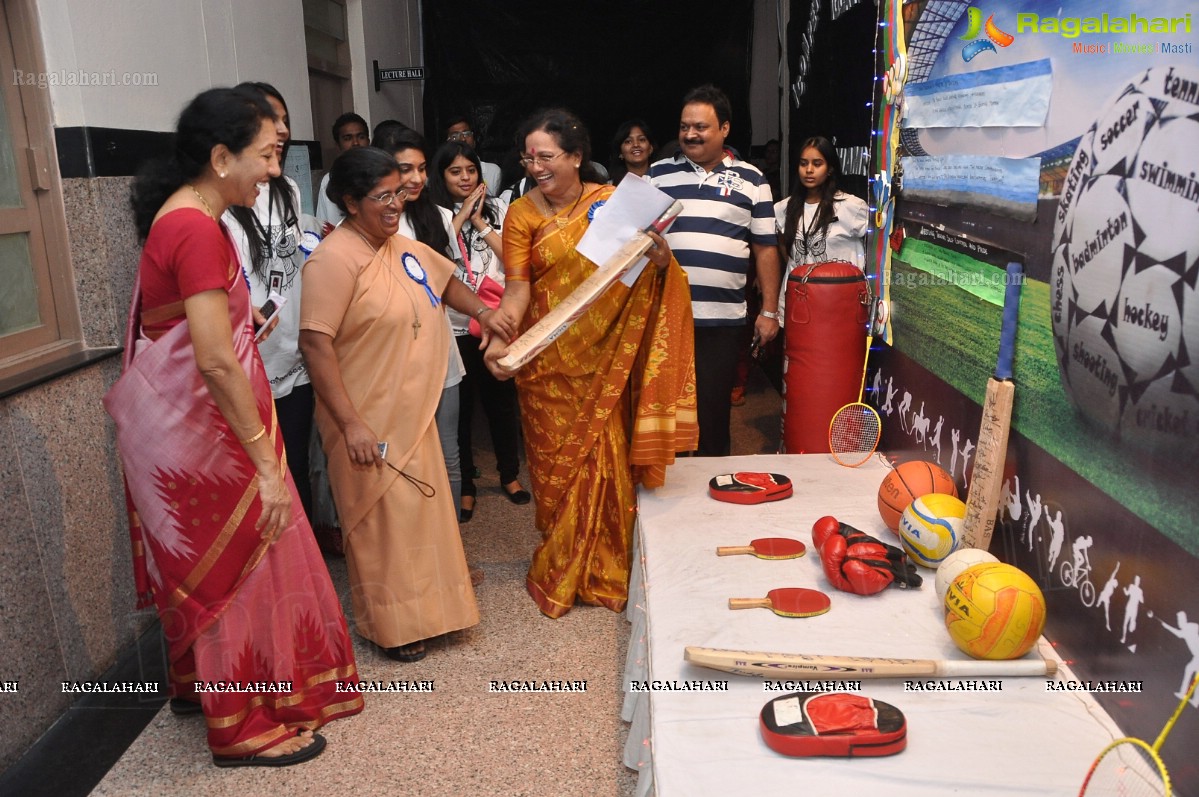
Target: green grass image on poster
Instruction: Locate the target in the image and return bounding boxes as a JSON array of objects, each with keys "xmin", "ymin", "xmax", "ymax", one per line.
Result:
[{"xmin": 890, "ymin": 241, "xmax": 1197, "ymax": 556}]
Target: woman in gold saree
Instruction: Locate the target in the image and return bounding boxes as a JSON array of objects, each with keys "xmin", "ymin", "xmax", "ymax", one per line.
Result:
[{"xmin": 486, "ymin": 109, "xmax": 698, "ymax": 618}]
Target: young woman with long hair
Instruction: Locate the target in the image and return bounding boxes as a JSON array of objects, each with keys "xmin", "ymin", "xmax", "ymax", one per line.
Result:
[
  {"xmin": 609, "ymin": 119, "xmax": 655, "ymax": 184},
  {"xmin": 428, "ymin": 140, "xmax": 529, "ymax": 521},
  {"xmin": 776, "ymin": 136, "xmax": 868, "ymax": 274},
  {"xmin": 223, "ymin": 82, "xmax": 316, "ymax": 524}
]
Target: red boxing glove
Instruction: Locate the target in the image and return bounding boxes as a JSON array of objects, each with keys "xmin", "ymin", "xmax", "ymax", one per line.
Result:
[
  {"xmin": 811, "ymin": 516, "xmax": 842, "ymax": 550},
  {"xmin": 819, "ymin": 523, "xmax": 922, "ymax": 595}
]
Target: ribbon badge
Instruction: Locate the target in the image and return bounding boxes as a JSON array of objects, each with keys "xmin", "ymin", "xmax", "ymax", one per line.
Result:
[
  {"xmin": 402, "ymin": 252, "xmax": 441, "ymax": 307},
  {"xmin": 298, "ymin": 230, "xmax": 322, "ymax": 259},
  {"xmin": 587, "ymin": 200, "xmax": 607, "ymax": 222},
  {"xmin": 714, "ymin": 171, "xmax": 744, "ymax": 197}
]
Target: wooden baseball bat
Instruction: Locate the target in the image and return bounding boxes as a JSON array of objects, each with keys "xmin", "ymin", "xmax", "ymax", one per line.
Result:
[
  {"xmin": 961, "ymin": 262, "xmax": 1023, "ymax": 550},
  {"xmin": 684, "ymin": 645, "xmax": 1056, "ymax": 679},
  {"xmin": 496, "ymin": 200, "xmax": 684, "ymax": 371}
]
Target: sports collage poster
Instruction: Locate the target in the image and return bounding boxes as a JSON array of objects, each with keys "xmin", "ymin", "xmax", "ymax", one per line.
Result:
[{"xmin": 870, "ymin": 0, "xmax": 1198, "ymax": 782}]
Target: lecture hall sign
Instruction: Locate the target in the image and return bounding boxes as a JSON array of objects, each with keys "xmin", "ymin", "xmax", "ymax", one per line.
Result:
[{"xmin": 374, "ymin": 62, "xmax": 425, "ymax": 91}]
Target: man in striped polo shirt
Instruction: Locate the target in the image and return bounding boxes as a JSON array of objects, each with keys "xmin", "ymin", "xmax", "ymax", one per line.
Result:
[{"xmin": 651, "ymin": 84, "xmax": 782, "ymax": 456}]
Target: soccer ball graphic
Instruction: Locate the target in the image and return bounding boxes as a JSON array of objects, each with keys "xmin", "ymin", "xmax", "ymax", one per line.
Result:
[{"xmin": 1050, "ymin": 66, "xmax": 1199, "ymax": 456}]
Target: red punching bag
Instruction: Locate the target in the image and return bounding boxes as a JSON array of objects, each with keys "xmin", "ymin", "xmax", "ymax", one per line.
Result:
[{"xmin": 782, "ymin": 262, "xmax": 869, "ymax": 454}]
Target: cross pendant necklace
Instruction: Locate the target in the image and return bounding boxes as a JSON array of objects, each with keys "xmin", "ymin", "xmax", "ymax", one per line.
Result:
[{"xmin": 349, "ymin": 221, "xmax": 422, "ymax": 338}]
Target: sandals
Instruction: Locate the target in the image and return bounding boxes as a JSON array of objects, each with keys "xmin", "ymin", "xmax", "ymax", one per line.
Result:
[
  {"xmin": 212, "ymin": 730, "xmax": 326, "ymax": 768},
  {"xmin": 502, "ymin": 482, "xmax": 531, "ymax": 505},
  {"xmin": 384, "ymin": 641, "xmax": 426, "ymax": 662}
]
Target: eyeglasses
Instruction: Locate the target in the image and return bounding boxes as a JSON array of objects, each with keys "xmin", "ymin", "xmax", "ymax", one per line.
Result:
[
  {"xmin": 518, "ymin": 151, "xmax": 568, "ymax": 168},
  {"xmin": 365, "ymin": 189, "xmax": 408, "ymax": 207},
  {"xmin": 448, "ymin": 130, "xmax": 474, "ymax": 142}
]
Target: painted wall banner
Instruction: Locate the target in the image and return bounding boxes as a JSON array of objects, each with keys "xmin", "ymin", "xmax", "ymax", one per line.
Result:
[
  {"xmin": 874, "ymin": 348, "xmax": 1199, "ymax": 768},
  {"xmin": 887, "ymin": 0, "xmax": 1199, "ymax": 789},
  {"xmin": 904, "ymin": 220, "xmax": 1023, "ymax": 270},
  {"xmin": 900, "ymin": 154, "xmax": 1041, "ymax": 220},
  {"xmin": 903, "ymin": 59, "xmax": 1053, "ymax": 128},
  {"xmin": 1049, "ymin": 64, "xmax": 1199, "ymax": 459}
]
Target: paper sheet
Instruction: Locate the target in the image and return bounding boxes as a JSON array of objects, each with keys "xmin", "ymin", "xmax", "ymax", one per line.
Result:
[{"xmin": 577, "ymin": 175, "xmax": 674, "ymax": 287}]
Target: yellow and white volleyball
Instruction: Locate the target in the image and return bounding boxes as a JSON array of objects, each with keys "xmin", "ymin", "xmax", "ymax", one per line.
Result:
[
  {"xmin": 945, "ymin": 562, "xmax": 1046, "ymax": 660},
  {"xmin": 897, "ymin": 493, "xmax": 966, "ymax": 568},
  {"xmin": 934, "ymin": 547, "xmax": 999, "ymax": 600}
]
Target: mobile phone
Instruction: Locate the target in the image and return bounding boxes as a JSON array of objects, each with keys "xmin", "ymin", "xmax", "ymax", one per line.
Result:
[
  {"xmin": 750, "ymin": 332, "xmax": 764, "ymax": 362},
  {"xmin": 254, "ymin": 292, "xmax": 287, "ymax": 341},
  {"xmin": 377, "ymin": 441, "xmax": 389, "ymax": 460}
]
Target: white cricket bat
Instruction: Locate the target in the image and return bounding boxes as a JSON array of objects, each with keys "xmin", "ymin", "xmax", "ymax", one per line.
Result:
[
  {"xmin": 496, "ymin": 200, "xmax": 684, "ymax": 371},
  {"xmin": 684, "ymin": 646, "xmax": 1057, "ymax": 679},
  {"xmin": 961, "ymin": 262, "xmax": 1023, "ymax": 550}
]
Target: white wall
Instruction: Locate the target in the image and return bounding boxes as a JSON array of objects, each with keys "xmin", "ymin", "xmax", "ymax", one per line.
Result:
[
  {"xmin": 33, "ymin": 0, "xmax": 313, "ymax": 137},
  {"xmin": 348, "ymin": 0, "xmax": 423, "ymax": 131}
]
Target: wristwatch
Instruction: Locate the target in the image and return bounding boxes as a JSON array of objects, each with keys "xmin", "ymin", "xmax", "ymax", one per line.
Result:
[{"xmin": 760, "ymin": 310, "xmax": 780, "ymax": 321}]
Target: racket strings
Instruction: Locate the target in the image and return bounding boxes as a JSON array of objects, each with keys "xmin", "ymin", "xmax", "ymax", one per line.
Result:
[
  {"xmin": 1081, "ymin": 738, "xmax": 1169, "ymax": 796},
  {"xmin": 829, "ymin": 402, "xmax": 882, "ymax": 466}
]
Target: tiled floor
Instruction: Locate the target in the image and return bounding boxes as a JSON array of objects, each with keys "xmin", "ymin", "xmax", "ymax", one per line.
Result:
[{"xmin": 12, "ymin": 366, "xmax": 782, "ymax": 797}]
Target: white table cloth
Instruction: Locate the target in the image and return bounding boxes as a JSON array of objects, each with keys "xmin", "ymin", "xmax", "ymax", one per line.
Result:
[{"xmin": 622, "ymin": 455, "xmax": 1123, "ymax": 797}]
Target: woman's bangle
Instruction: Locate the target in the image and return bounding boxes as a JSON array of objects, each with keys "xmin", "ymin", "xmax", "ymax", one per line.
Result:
[
  {"xmin": 474, "ymin": 306, "xmax": 492, "ymax": 319},
  {"xmin": 239, "ymin": 426, "xmax": 267, "ymax": 445},
  {"xmin": 476, "ymin": 225, "xmax": 494, "ymax": 237}
]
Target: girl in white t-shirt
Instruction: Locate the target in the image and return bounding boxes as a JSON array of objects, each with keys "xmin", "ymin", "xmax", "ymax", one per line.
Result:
[
  {"xmin": 773, "ymin": 136, "xmax": 869, "ymax": 321},
  {"xmin": 225, "ymin": 82, "xmax": 316, "ymax": 521},
  {"xmin": 428, "ymin": 141, "xmax": 529, "ymax": 522}
]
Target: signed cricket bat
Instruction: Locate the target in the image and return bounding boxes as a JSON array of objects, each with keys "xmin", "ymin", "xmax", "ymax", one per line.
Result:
[
  {"xmin": 961, "ymin": 262, "xmax": 1023, "ymax": 551},
  {"xmin": 496, "ymin": 200, "xmax": 683, "ymax": 371},
  {"xmin": 684, "ymin": 646, "xmax": 1056, "ymax": 679}
]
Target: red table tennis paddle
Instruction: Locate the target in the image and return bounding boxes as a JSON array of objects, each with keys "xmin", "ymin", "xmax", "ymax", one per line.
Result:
[
  {"xmin": 728, "ymin": 588, "xmax": 831, "ymax": 618},
  {"xmin": 716, "ymin": 538, "xmax": 807, "ymax": 560}
]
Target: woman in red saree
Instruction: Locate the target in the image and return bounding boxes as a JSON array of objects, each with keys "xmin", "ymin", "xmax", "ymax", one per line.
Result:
[
  {"xmin": 104, "ymin": 88, "xmax": 362, "ymax": 767},
  {"xmin": 486, "ymin": 109, "xmax": 698, "ymax": 618}
]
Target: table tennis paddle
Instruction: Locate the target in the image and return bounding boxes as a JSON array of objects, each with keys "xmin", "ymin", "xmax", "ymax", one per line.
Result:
[
  {"xmin": 728, "ymin": 588, "xmax": 830, "ymax": 618},
  {"xmin": 716, "ymin": 538, "xmax": 806, "ymax": 560}
]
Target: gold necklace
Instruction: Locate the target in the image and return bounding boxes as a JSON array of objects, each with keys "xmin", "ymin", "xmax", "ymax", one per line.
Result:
[
  {"xmin": 189, "ymin": 185, "xmax": 216, "ymax": 220},
  {"xmin": 349, "ymin": 222, "xmax": 423, "ymax": 339},
  {"xmin": 540, "ymin": 185, "xmax": 585, "ymax": 230}
]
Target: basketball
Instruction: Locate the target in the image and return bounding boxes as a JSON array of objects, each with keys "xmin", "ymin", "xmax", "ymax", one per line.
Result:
[
  {"xmin": 945, "ymin": 563, "xmax": 1046, "ymax": 660},
  {"xmin": 934, "ymin": 548, "xmax": 999, "ymax": 600},
  {"xmin": 897, "ymin": 494, "xmax": 966, "ymax": 568},
  {"xmin": 877, "ymin": 461, "xmax": 957, "ymax": 531}
]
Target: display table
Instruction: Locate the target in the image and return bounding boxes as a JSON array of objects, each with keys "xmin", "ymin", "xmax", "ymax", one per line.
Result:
[{"xmin": 622, "ymin": 455, "xmax": 1122, "ymax": 796}]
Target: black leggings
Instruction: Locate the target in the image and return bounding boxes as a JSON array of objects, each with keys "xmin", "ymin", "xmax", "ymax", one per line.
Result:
[
  {"xmin": 274, "ymin": 382, "xmax": 314, "ymax": 519},
  {"xmin": 456, "ymin": 335, "xmax": 522, "ymax": 497}
]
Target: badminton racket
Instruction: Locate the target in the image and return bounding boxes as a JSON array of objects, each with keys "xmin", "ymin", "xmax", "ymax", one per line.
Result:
[
  {"xmin": 1078, "ymin": 673, "xmax": 1198, "ymax": 796},
  {"xmin": 828, "ymin": 296, "xmax": 880, "ymax": 467}
]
